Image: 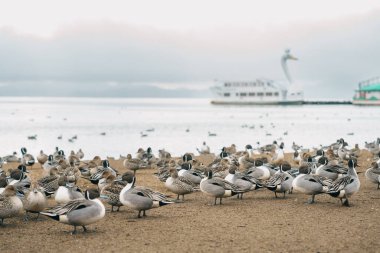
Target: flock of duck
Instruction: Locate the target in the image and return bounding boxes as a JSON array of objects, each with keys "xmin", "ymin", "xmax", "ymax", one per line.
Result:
[{"xmin": 0, "ymin": 137, "xmax": 379, "ymax": 235}]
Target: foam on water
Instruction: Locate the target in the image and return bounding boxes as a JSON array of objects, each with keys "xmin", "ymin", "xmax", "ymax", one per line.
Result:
[{"xmin": 0, "ymin": 97, "xmax": 379, "ymax": 159}]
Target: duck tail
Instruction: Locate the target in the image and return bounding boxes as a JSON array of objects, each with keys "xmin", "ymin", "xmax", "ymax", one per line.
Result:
[
  {"xmin": 152, "ymin": 200, "xmax": 173, "ymax": 208},
  {"xmin": 40, "ymin": 212, "xmax": 59, "ymax": 221}
]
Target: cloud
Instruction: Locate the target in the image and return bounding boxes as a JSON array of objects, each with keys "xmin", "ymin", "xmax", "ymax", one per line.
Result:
[{"xmin": 0, "ymin": 10, "xmax": 379, "ymax": 98}]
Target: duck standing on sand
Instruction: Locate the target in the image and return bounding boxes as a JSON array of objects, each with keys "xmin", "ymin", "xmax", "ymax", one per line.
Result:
[
  {"xmin": 365, "ymin": 162, "xmax": 380, "ymax": 189},
  {"xmin": 200, "ymin": 170, "xmax": 243, "ymax": 205},
  {"xmin": 23, "ymin": 184, "xmax": 47, "ymax": 220},
  {"xmin": 265, "ymin": 163, "xmax": 294, "ymax": 198},
  {"xmin": 41, "ymin": 190, "xmax": 105, "ymax": 234},
  {"xmin": 327, "ymin": 159, "xmax": 360, "ymax": 207},
  {"xmin": 165, "ymin": 168, "xmax": 198, "ymax": 201},
  {"xmin": 292, "ymin": 165, "xmax": 332, "ymax": 204},
  {"xmin": 0, "ymin": 185, "xmax": 24, "ymax": 225},
  {"xmin": 119, "ymin": 175, "xmax": 174, "ymax": 218}
]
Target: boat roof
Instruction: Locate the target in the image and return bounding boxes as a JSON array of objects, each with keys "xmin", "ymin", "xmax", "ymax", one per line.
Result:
[{"xmin": 358, "ymin": 83, "xmax": 380, "ymax": 91}]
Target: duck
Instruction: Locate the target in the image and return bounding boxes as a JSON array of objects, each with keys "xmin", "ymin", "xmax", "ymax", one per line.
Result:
[
  {"xmin": 3, "ymin": 152, "xmax": 20, "ymax": 163},
  {"xmin": 165, "ymin": 168, "xmax": 198, "ymax": 201},
  {"xmin": 0, "ymin": 185, "xmax": 24, "ymax": 225},
  {"xmin": 100, "ymin": 175, "xmax": 126, "ymax": 212},
  {"xmin": 178, "ymin": 163, "xmax": 203, "ymax": 184},
  {"xmin": 327, "ymin": 159, "xmax": 360, "ymax": 206},
  {"xmin": 68, "ymin": 151, "xmax": 80, "ymax": 166},
  {"xmin": 197, "ymin": 141, "xmax": 210, "ymax": 155},
  {"xmin": 271, "ymin": 143, "xmax": 285, "ymax": 165},
  {"xmin": 265, "ymin": 163, "xmax": 294, "ymax": 198},
  {"xmin": 119, "ymin": 175, "xmax": 174, "ymax": 218},
  {"xmin": 365, "ymin": 162, "xmax": 380, "ymax": 189},
  {"xmin": 123, "ymin": 154, "xmax": 147, "ymax": 175},
  {"xmin": 21, "ymin": 147, "xmax": 35, "ymax": 168},
  {"xmin": 41, "ymin": 190, "xmax": 105, "ymax": 234},
  {"xmin": 200, "ymin": 170, "xmax": 243, "ymax": 205},
  {"xmin": 8, "ymin": 165, "xmax": 31, "ymax": 188},
  {"xmin": 54, "ymin": 150, "xmax": 66, "ymax": 162},
  {"xmin": 37, "ymin": 167, "xmax": 64, "ymax": 196},
  {"xmin": 37, "ymin": 150, "xmax": 48, "ymax": 165},
  {"xmin": 76, "ymin": 149, "xmax": 84, "ymax": 160},
  {"xmin": 292, "ymin": 165, "xmax": 332, "ymax": 204},
  {"xmin": 244, "ymin": 159, "xmax": 272, "ymax": 180},
  {"xmin": 55, "ymin": 174, "xmax": 84, "ymax": 204},
  {"xmin": 315, "ymin": 157, "xmax": 347, "ymax": 180},
  {"xmin": 23, "ymin": 184, "xmax": 47, "ymax": 220},
  {"xmin": 224, "ymin": 165, "xmax": 262, "ymax": 199}
]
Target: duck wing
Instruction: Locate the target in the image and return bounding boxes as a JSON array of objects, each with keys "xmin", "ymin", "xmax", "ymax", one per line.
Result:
[{"xmin": 43, "ymin": 199, "xmax": 90, "ymax": 215}]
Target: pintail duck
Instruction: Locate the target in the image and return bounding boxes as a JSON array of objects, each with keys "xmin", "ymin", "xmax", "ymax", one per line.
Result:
[
  {"xmin": 200, "ymin": 170, "xmax": 243, "ymax": 205},
  {"xmin": 8, "ymin": 165, "xmax": 31, "ymax": 187},
  {"xmin": 315, "ymin": 157, "xmax": 347, "ymax": 181},
  {"xmin": 41, "ymin": 190, "xmax": 105, "ymax": 234},
  {"xmin": 76, "ymin": 149, "xmax": 84, "ymax": 159},
  {"xmin": 197, "ymin": 141, "xmax": 210, "ymax": 155},
  {"xmin": 265, "ymin": 163, "xmax": 294, "ymax": 198},
  {"xmin": 119, "ymin": 175, "xmax": 174, "ymax": 218},
  {"xmin": 3, "ymin": 152, "xmax": 20, "ymax": 163},
  {"xmin": 365, "ymin": 162, "xmax": 380, "ymax": 189},
  {"xmin": 0, "ymin": 185, "xmax": 24, "ymax": 225},
  {"xmin": 178, "ymin": 163, "xmax": 203, "ymax": 184},
  {"xmin": 54, "ymin": 150, "xmax": 66, "ymax": 162},
  {"xmin": 100, "ymin": 174, "xmax": 127, "ymax": 212},
  {"xmin": 292, "ymin": 165, "xmax": 332, "ymax": 204},
  {"xmin": 165, "ymin": 168, "xmax": 199, "ymax": 201},
  {"xmin": 123, "ymin": 154, "xmax": 147, "ymax": 175},
  {"xmin": 68, "ymin": 151, "xmax": 80, "ymax": 166},
  {"xmin": 88, "ymin": 160, "xmax": 117, "ymax": 185},
  {"xmin": 327, "ymin": 159, "xmax": 360, "ymax": 206},
  {"xmin": 37, "ymin": 150, "xmax": 48, "ymax": 165},
  {"xmin": 225, "ymin": 165, "xmax": 262, "ymax": 199},
  {"xmin": 23, "ymin": 184, "xmax": 47, "ymax": 220},
  {"xmin": 244, "ymin": 159, "xmax": 272, "ymax": 180},
  {"xmin": 21, "ymin": 147, "xmax": 35, "ymax": 168},
  {"xmin": 38, "ymin": 167, "xmax": 64, "ymax": 196},
  {"xmin": 55, "ymin": 174, "xmax": 83, "ymax": 204}
]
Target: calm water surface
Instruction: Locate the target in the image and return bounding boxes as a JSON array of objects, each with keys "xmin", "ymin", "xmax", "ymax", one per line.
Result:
[{"xmin": 0, "ymin": 97, "xmax": 379, "ymax": 159}]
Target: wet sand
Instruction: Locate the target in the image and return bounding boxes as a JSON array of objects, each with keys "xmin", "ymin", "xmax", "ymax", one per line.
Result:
[{"xmin": 0, "ymin": 151, "xmax": 379, "ymax": 253}]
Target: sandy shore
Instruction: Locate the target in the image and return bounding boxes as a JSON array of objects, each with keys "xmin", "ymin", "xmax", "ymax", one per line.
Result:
[{"xmin": 0, "ymin": 151, "xmax": 379, "ymax": 253}]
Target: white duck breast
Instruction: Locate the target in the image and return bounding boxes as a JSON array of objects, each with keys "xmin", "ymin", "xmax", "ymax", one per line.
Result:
[{"xmin": 55, "ymin": 186, "xmax": 84, "ymax": 204}]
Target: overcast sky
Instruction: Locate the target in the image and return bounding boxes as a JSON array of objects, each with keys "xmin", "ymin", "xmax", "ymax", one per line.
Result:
[{"xmin": 0, "ymin": 0, "xmax": 379, "ymax": 98}]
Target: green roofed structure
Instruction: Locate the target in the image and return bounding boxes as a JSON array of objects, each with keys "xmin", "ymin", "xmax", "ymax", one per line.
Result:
[{"xmin": 353, "ymin": 77, "xmax": 380, "ymax": 105}]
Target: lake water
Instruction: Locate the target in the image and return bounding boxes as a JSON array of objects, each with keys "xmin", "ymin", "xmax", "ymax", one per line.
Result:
[{"xmin": 0, "ymin": 97, "xmax": 379, "ymax": 159}]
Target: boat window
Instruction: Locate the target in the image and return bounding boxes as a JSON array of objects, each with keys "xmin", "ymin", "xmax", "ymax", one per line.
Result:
[
  {"xmin": 257, "ymin": 92, "xmax": 264, "ymax": 96},
  {"xmin": 236, "ymin": 93, "xmax": 239, "ymax": 96},
  {"xmin": 266, "ymin": 92, "xmax": 272, "ymax": 96},
  {"xmin": 274, "ymin": 92, "xmax": 279, "ymax": 96},
  {"xmin": 249, "ymin": 92, "xmax": 255, "ymax": 96},
  {"xmin": 224, "ymin": 93, "xmax": 230, "ymax": 97},
  {"xmin": 240, "ymin": 93, "xmax": 247, "ymax": 96}
]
